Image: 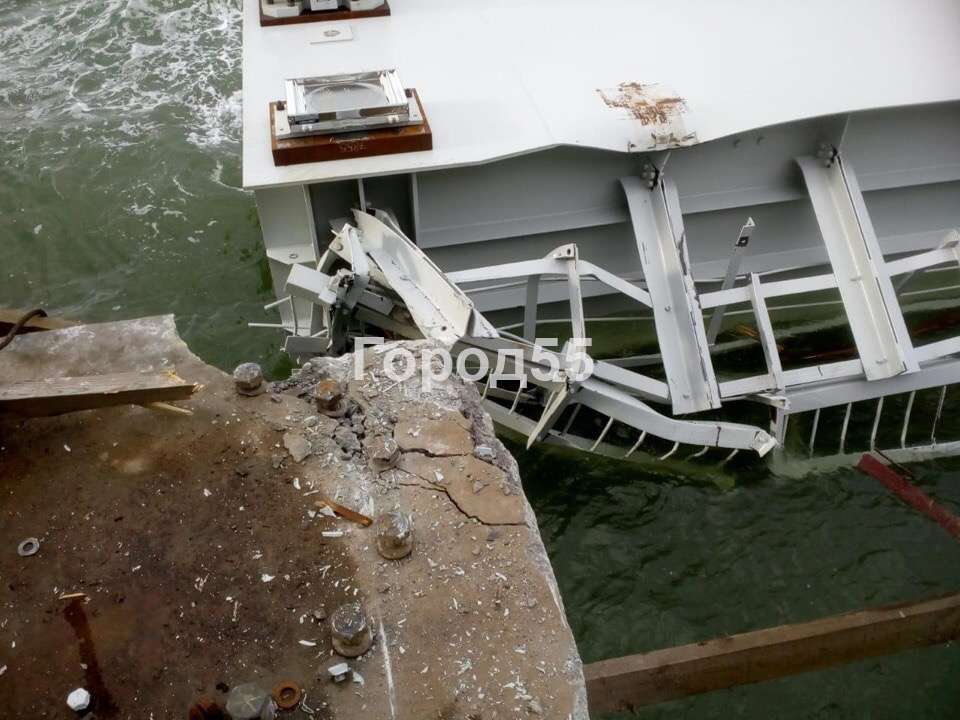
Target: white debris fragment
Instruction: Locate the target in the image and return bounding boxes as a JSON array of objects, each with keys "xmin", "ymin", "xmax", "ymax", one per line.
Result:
[
  {"xmin": 67, "ymin": 688, "xmax": 91, "ymax": 711},
  {"xmin": 293, "ymin": 477, "xmax": 301, "ymax": 490},
  {"xmin": 299, "ymin": 640, "xmax": 317, "ymax": 647},
  {"xmin": 328, "ymin": 662, "xmax": 351, "ymax": 682},
  {"xmin": 317, "ymin": 504, "xmax": 337, "ymax": 518},
  {"xmin": 64, "ymin": 445, "xmax": 71, "ymax": 453},
  {"xmin": 352, "ymin": 671, "xmax": 365, "ymax": 686},
  {"xmin": 0, "ymin": 665, "xmax": 6, "ymax": 677},
  {"xmin": 203, "ymin": 488, "xmax": 212, "ymax": 497},
  {"xmin": 322, "ymin": 530, "xmax": 344, "ymax": 538},
  {"xmin": 261, "ymin": 574, "xmax": 275, "ymax": 583}
]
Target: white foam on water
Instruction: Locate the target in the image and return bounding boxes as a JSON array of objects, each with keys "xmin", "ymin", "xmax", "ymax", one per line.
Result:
[{"xmin": 0, "ymin": 0, "xmax": 243, "ymax": 152}]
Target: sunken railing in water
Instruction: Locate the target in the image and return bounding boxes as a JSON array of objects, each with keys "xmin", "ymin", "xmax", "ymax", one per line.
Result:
[{"xmin": 252, "ymin": 151, "xmax": 960, "ymax": 470}]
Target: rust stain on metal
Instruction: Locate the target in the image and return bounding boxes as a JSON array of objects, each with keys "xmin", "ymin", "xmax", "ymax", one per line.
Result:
[{"xmin": 598, "ymin": 82, "xmax": 688, "ymax": 125}]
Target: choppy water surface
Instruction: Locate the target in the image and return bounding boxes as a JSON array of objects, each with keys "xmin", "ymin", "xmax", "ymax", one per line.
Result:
[
  {"xmin": 1, "ymin": 3, "xmax": 958, "ymax": 717},
  {"xmin": 0, "ymin": 0, "xmax": 288, "ymax": 375}
]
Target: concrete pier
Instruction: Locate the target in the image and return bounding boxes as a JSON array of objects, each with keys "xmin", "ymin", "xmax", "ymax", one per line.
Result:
[{"xmin": 0, "ymin": 316, "xmax": 587, "ymax": 718}]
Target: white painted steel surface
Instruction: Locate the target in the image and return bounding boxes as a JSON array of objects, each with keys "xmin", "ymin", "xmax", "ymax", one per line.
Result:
[
  {"xmin": 622, "ymin": 176, "xmax": 720, "ymax": 414},
  {"xmin": 797, "ymin": 155, "xmax": 918, "ymax": 380},
  {"xmin": 242, "ymin": 0, "xmax": 960, "ymax": 189}
]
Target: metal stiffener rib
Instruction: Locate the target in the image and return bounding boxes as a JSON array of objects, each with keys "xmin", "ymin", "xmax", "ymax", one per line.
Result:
[
  {"xmin": 796, "ymin": 155, "xmax": 918, "ymax": 381},
  {"xmin": 621, "ymin": 176, "xmax": 721, "ymax": 414}
]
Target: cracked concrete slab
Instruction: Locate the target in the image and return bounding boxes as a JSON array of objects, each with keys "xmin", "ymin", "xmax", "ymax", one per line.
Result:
[
  {"xmin": 394, "ymin": 408, "xmax": 474, "ymax": 456},
  {"xmin": 397, "ymin": 452, "xmax": 526, "ymax": 525},
  {"xmin": 0, "ymin": 321, "xmax": 588, "ymax": 719}
]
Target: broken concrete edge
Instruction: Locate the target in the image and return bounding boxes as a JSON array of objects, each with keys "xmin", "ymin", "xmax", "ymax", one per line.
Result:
[{"xmin": 345, "ymin": 339, "xmax": 590, "ymax": 716}]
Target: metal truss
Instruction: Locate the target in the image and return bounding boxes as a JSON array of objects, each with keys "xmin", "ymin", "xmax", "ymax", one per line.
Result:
[{"xmin": 253, "ymin": 151, "xmax": 960, "ymax": 470}]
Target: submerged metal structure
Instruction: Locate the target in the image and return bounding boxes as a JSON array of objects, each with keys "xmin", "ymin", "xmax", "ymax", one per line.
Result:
[{"xmin": 242, "ymin": 0, "xmax": 960, "ymax": 469}]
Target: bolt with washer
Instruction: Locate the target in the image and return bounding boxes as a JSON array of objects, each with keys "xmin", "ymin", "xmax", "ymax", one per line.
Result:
[
  {"xmin": 233, "ymin": 362, "xmax": 265, "ymax": 396},
  {"xmin": 375, "ymin": 512, "xmax": 414, "ymax": 560},
  {"xmin": 314, "ymin": 379, "xmax": 346, "ymax": 417},
  {"xmin": 330, "ymin": 602, "xmax": 373, "ymax": 657}
]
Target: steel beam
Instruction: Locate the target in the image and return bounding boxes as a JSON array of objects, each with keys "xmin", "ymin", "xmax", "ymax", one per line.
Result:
[
  {"xmin": 785, "ymin": 356, "xmax": 960, "ymax": 414},
  {"xmin": 797, "ymin": 154, "xmax": 917, "ymax": 380},
  {"xmin": 621, "ymin": 175, "xmax": 720, "ymax": 414}
]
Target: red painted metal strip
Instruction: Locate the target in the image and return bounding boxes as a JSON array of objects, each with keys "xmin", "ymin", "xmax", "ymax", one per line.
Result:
[{"xmin": 857, "ymin": 453, "xmax": 960, "ymax": 540}]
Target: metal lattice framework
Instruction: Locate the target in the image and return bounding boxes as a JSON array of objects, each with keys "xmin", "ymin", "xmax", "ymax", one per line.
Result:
[{"xmin": 254, "ymin": 150, "xmax": 960, "ymax": 471}]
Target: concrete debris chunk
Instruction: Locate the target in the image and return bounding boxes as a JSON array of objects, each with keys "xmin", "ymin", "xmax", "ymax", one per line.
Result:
[
  {"xmin": 366, "ymin": 434, "xmax": 400, "ymax": 470},
  {"xmin": 282, "ymin": 431, "xmax": 312, "ymax": 463},
  {"xmin": 334, "ymin": 426, "xmax": 361, "ymax": 455},
  {"xmin": 225, "ymin": 683, "xmax": 271, "ymax": 720},
  {"xmin": 474, "ymin": 444, "xmax": 496, "ymax": 461}
]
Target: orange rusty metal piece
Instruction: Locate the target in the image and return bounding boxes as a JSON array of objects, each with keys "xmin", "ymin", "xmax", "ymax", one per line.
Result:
[
  {"xmin": 316, "ymin": 498, "xmax": 373, "ymax": 527},
  {"xmin": 271, "ymin": 680, "xmax": 303, "ymax": 710}
]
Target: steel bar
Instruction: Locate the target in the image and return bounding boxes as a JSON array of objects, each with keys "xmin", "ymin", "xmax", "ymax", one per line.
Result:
[
  {"xmin": 523, "ymin": 275, "xmax": 540, "ymax": 341},
  {"xmin": 706, "ymin": 218, "xmax": 754, "ymax": 344},
  {"xmin": 931, "ymin": 386, "xmax": 947, "ymax": 445},
  {"xmin": 901, "ymin": 391, "xmax": 916, "ymax": 449},
  {"xmin": 869, "ymin": 398, "xmax": 884, "ymax": 450},
  {"xmin": 808, "ymin": 408, "xmax": 821, "ymax": 457}
]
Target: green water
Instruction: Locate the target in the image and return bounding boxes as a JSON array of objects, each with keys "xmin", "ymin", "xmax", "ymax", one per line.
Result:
[{"xmin": 2, "ymin": 2, "xmax": 958, "ymax": 716}]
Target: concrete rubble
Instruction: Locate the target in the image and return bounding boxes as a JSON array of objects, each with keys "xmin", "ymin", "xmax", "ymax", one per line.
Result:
[{"xmin": 0, "ymin": 316, "xmax": 588, "ymax": 718}]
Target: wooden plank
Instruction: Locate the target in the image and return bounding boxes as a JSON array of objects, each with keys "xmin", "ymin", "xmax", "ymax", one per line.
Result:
[
  {"xmin": 0, "ymin": 309, "xmax": 77, "ymax": 333},
  {"xmin": 584, "ymin": 592, "xmax": 960, "ymax": 714},
  {"xmin": 0, "ymin": 372, "xmax": 199, "ymax": 418},
  {"xmin": 260, "ymin": 0, "xmax": 390, "ymax": 27},
  {"xmin": 270, "ymin": 90, "xmax": 432, "ymax": 166}
]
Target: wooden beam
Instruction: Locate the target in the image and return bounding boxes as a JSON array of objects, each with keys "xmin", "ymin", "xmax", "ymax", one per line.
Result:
[
  {"xmin": 0, "ymin": 372, "xmax": 199, "ymax": 417},
  {"xmin": 0, "ymin": 308, "xmax": 77, "ymax": 334},
  {"xmin": 584, "ymin": 592, "xmax": 960, "ymax": 714}
]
